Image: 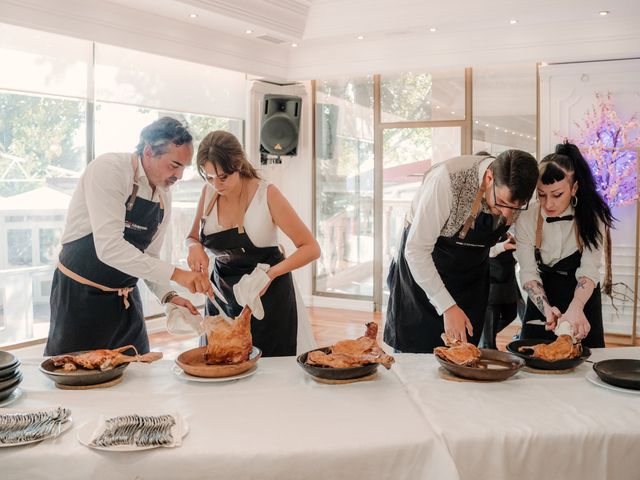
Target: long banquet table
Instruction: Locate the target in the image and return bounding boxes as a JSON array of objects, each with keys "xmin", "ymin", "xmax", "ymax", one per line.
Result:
[
  {"xmin": 2, "ymin": 354, "xmax": 457, "ymax": 480},
  {"xmin": 2, "ymin": 347, "xmax": 640, "ymax": 480}
]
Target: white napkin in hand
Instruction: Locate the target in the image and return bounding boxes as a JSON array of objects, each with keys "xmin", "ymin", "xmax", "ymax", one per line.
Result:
[
  {"xmin": 166, "ymin": 303, "xmax": 204, "ymax": 337},
  {"xmin": 554, "ymin": 320, "xmax": 577, "ymax": 342},
  {"xmin": 233, "ymin": 263, "xmax": 270, "ymax": 320}
]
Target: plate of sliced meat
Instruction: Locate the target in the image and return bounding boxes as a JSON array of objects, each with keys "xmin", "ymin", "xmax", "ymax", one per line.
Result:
[
  {"xmin": 434, "ymin": 334, "xmax": 524, "ymax": 381},
  {"xmin": 297, "ymin": 323, "xmax": 395, "ymax": 381},
  {"xmin": 40, "ymin": 346, "xmax": 163, "ymax": 387},
  {"xmin": 507, "ymin": 336, "xmax": 591, "ymax": 370}
]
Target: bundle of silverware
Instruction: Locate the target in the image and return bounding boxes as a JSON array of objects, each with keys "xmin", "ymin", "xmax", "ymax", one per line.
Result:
[
  {"xmin": 91, "ymin": 414, "xmax": 177, "ymax": 447},
  {"xmin": 0, "ymin": 407, "xmax": 71, "ymax": 445}
]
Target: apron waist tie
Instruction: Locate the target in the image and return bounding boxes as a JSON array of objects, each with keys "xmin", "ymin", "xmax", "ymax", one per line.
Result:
[{"xmin": 57, "ymin": 262, "xmax": 134, "ymax": 309}]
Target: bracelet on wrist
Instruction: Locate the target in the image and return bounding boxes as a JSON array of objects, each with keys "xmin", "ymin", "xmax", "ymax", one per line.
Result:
[{"xmin": 162, "ymin": 291, "xmax": 179, "ymax": 305}]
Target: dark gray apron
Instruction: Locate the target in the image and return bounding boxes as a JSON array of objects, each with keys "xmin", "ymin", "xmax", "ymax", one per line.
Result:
[{"xmin": 45, "ymin": 157, "xmax": 163, "ymax": 355}]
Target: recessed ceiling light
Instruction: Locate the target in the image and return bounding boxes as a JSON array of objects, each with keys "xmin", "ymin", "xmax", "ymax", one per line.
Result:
[
  {"xmin": 510, "ymin": 19, "xmax": 518, "ymax": 25},
  {"xmin": 429, "ymin": 27, "xmax": 437, "ymax": 32},
  {"xmin": 189, "ymin": 13, "xmax": 198, "ymax": 18},
  {"xmin": 435, "ymin": 105, "xmax": 440, "ymax": 109},
  {"xmin": 485, "ymin": 124, "xmax": 489, "ymax": 127},
  {"xmin": 451, "ymin": 111, "xmax": 455, "ymax": 115},
  {"xmin": 357, "ymin": 35, "xmax": 364, "ymax": 40},
  {"xmin": 474, "ymin": 120, "xmax": 479, "ymax": 124},
  {"xmin": 245, "ymin": 29, "xmax": 253, "ymax": 34},
  {"xmin": 599, "ymin": 10, "xmax": 610, "ymax": 16},
  {"xmin": 291, "ymin": 43, "xmax": 298, "ymax": 48}
]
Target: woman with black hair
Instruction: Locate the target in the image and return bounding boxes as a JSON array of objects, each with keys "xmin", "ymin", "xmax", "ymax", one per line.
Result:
[{"xmin": 515, "ymin": 142, "xmax": 614, "ymax": 347}]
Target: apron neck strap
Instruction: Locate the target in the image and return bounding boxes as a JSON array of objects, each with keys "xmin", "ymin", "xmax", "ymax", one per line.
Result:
[
  {"xmin": 459, "ymin": 184, "xmax": 486, "ymax": 240},
  {"xmin": 203, "ymin": 190, "xmax": 220, "ymax": 220},
  {"xmin": 200, "ymin": 186, "xmax": 246, "ymax": 233},
  {"xmin": 127, "ymin": 155, "xmax": 140, "ymax": 211},
  {"xmin": 127, "ymin": 154, "xmax": 163, "ymax": 211},
  {"xmin": 535, "ymin": 205, "xmax": 583, "ymax": 252}
]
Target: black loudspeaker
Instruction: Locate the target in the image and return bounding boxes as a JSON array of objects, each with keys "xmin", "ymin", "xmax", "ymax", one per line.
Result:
[
  {"xmin": 315, "ymin": 103, "xmax": 339, "ymax": 159},
  {"xmin": 260, "ymin": 94, "xmax": 302, "ymax": 156}
]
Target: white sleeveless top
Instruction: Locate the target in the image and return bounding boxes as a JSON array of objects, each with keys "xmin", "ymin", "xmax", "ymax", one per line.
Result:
[
  {"xmin": 201, "ymin": 180, "xmax": 279, "ymax": 247},
  {"xmin": 200, "ymin": 179, "xmax": 317, "ymax": 354}
]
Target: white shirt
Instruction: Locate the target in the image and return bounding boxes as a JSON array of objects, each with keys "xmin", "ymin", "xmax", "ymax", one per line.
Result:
[
  {"xmin": 514, "ymin": 200, "xmax": 602, "ymax": 287},
  {"xmin": 404, "ymin": 157, "xmax": 494, "ymax": 315},
  {"xmin": 61, "ymin": 152, "xmax": 174, "ymax": 300}
]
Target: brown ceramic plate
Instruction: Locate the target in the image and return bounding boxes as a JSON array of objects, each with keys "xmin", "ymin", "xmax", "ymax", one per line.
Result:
[
  {"xmin": 176, "ymin": 346, "xmax": 261, "ymax": 378},
  {"xmin": 435, "ymin": 349, "xmax": 525, "ymax": 381},
  {"xmin": 40, "ymin": 353, "xmax": 129, "ymax": 387}
]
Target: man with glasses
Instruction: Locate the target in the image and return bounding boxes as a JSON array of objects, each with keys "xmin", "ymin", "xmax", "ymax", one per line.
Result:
[
  {"xmin": 384, "ymin": 150, "xmax": 538, "ymax": 353},
  {"xmin": 45, "ymin": 117, "xmax": 214, "ymax": 356}
]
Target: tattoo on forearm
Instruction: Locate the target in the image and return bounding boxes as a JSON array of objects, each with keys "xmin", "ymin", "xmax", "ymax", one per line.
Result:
[
  {"xmin": 524, "ymin": 280, "xmax": 549, "ymax": 315},
  {"xmin": 577, "ymin": 278, "xmax": 587, "ymax": 290}
]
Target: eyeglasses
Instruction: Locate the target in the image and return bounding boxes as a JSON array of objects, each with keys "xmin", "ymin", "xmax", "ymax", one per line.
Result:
[{"xmin": 493, "ymin": 182, "xmax": 529, "ymax": 211}]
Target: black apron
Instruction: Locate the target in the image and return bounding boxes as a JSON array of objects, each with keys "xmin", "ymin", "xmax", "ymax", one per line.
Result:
[
  {"xmin": 45, "ymin": 156, "xmax": 163, "ymax": 355},
  {"xmin": 520, "ymin": 246, "xmax": 605, "ymax": 348},
  {"xmin": 479, "ymin": 238, "xmax": 523, "ymax": 349},
  {"xmin": 384, "ymin": 187, "xmax": 508, "ymax": 353},
  {"xmin": 199, "ymin": 191, "xmax": 297, "ymax": 357}
]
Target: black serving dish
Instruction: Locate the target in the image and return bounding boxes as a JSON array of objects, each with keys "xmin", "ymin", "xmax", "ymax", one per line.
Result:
[
  {"xmin": 297, "ymin": 347, "xmax": 379, "ymax": 381},
  {"xmin": 593, "ymin": 359, "xmax": 640, "ymax": 391},
  {"xmin": 436, "ymin": 349, "xmax": 524, "ymax": 381},
  {"xmin": 507, "ymin": 339, "xmax": 591, "ymax": 370},
  {"xmin": 40, "ymin": 353, "xmax": 129, "ymax": 387}
]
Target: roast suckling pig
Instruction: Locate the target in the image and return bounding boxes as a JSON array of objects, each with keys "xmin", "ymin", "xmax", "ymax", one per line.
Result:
[
  {"xmin": 519, "ymin": 335, "xmax": 582, "ymax": 361},
  {"xmin": 202, "ymin": 308, "xmax": 253, "ymax": 364},
  {"xmin": 434, "ymin": 333, "xmax": 482, "ymax": 366},
  {"xmin": 306, "ymin": 323, "xmax": 395, "ymax": 369},
  {"xmin": 52, "ymin": 345, "xmax": 163, "ymax": 372}
]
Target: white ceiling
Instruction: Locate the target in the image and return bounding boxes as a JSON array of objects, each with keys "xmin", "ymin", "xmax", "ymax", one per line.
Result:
[{"xmin": 2, "ymin": 0, "xmax": 640, "ymax": 81}]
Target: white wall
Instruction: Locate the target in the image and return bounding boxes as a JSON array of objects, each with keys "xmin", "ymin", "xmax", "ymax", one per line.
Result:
[{"xmin": 246, "ymin": 81, "xmax": 314, "ymax": 299}]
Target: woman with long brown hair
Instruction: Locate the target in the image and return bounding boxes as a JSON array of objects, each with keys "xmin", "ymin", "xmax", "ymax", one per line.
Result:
[{"xmin": 185, "ymin": 131, "xmax": 320, "ymax": 356}]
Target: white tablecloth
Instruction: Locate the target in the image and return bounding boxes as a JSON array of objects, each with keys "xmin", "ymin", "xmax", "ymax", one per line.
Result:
[
  {"xmin": 2, "ymin": 355, "xmax": 458, "ymax": 480},
  {"xmin": 394, "ymin": 347, "xmax": 640, "ymax": 480}
]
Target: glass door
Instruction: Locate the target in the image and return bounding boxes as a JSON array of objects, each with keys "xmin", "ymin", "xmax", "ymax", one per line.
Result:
[{"xmin": 380, "ymin": 127, "xmax": 462, "ymax": 305}]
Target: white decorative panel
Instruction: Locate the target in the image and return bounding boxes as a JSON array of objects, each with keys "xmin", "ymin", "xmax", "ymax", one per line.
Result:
[{"xmin": 540, "ymin": 59, "xmax": 640, "ymax": 338}]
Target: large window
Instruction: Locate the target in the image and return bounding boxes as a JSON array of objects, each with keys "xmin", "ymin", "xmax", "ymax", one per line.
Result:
[
  {"xmin": 0, "ymin": 23, "xmax": 246, "ymax": 347},
  {"xmin": 314, "ymin": 77, "xmax": 374, "ymax": 297}
]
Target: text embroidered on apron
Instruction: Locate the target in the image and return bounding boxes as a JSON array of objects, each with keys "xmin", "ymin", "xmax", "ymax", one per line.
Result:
[
  {"xmin": 45, "ymin": 155, "xmax": 164, "ymax": 355},
  {"xmin": 384, "ymin": 183, "xmax": 509, "ymax": 353},
  {"xmin": 520, "ymin": 207, "xmax": 605, "ymax": 348},
  {"xmin": 199, "ymin": 182, "xmax": 297, "ymax": 357}
]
